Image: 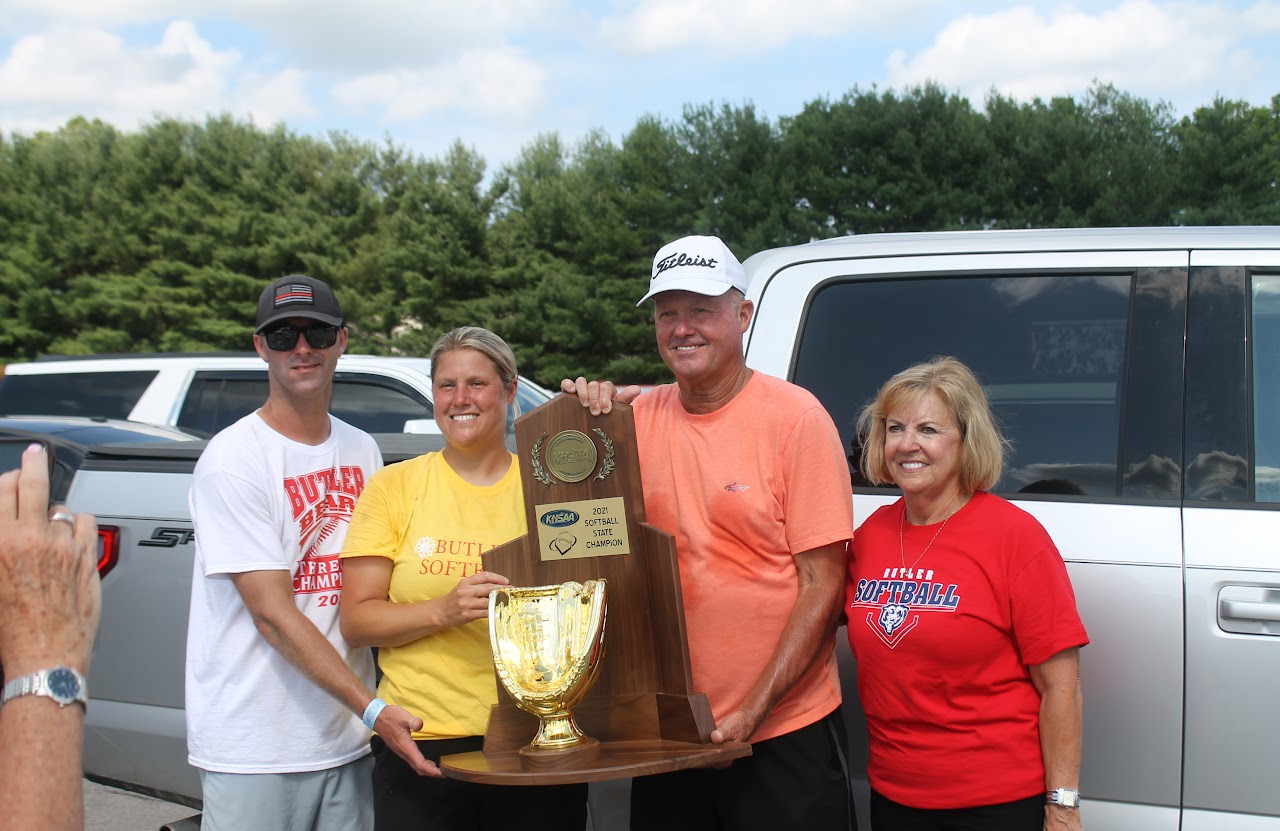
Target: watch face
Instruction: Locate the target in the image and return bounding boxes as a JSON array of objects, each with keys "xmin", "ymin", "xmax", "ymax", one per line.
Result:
[
  {"xmin": 1049, "ymin": 788, "xmax": 1080, "ymax": 808},
  {"xmin": 47, "ymin": 668, "xmax": 83, "ymax": 702}
]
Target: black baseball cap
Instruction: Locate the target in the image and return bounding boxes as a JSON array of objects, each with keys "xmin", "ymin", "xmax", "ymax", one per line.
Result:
[{"xmin": 255, "ymin": 274, "xmax": 344, "ymax": 333}]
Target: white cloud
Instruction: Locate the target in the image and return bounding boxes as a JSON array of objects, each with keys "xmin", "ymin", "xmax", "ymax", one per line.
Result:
[
  {"xmin": 885, "ymin": 1, "xmax": 1280, "ymax": 109},
  {"xmin": 244, "ymin": 0, "xmax": 566, "ymax": 71},
  {"xmin": 331, "ymin": 46, "xmax": 548, "ymax": 123},
  {"xmin": 598, "ymin": 0, "xmax": 928, "ymax": 56},
  {"xmin": 0, "ymin": 0, "xmax": 175, "ymax": 27},
  {"xmin": 234, "ymin": 67, "xmax": 317, "ymax": 127},
  {"xmin": 0, "ymin": 20, "xmax": 315, "ymax": 134},
  {"xmin": 1240, "ymin": 0, "xmax": 1280, "ymax": 27},
  {"xmin": 1, "ymin": 0, "xmax": 567, "ymax": 71}
]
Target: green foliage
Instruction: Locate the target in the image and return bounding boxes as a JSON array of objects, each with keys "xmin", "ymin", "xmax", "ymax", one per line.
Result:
[
  {"xmin": 485, "ymin": 130, "xmax": 664, "ymax": 381},
  {"xmin": 0, "ymin": 85, "xmax": 1276, "ymax": 384},
  {"xmin": 1173, "ymin": 95, "xmax": 1280, "ymax": 225},
  {"xmin": 782, "ymin": 83, "xmax": 993, "ymax": 236},
  {"xmin": 980, "ymin": 83, "xmax": 1179, "ymax": 227},
  {"xmin": 676, "ymin": 102, "xmax": 800, "ymax": 251}
]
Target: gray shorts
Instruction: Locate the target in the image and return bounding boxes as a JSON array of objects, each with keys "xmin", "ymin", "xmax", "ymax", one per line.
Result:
[{"xmin": 199, "ymin": 755, "xmax": 373, "ymax": 831}]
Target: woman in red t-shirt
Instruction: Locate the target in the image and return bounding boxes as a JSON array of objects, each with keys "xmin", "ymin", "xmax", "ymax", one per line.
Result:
[{"xmin": 846, "ymin": 357, "xmax": 1088, "ymax": 831}]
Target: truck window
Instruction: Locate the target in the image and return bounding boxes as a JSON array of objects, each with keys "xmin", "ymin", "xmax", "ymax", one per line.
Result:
[
  {"xmin": 1252, "ymin": 273, "xmax": 1280, "ymax": 503},
  {"xmin": 330, "ymin": 376, "xmax": 432, "ymax": 433},
  {"xmin": 792, "ymin": 273, "xmax": 1131, "ymax": 498},
  {"xmin": 178, "ymin": 375, "xmax": 269, "ymax": 437},
  {"xmin": 0, "ymin": 371, "xmax": 157, "ymax": 420}
]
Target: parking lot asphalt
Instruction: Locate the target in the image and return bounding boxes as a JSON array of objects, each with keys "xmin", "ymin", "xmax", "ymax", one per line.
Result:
[{"xmin": 84, "ymin": 778, "xmax": 201, "ymax": 831}]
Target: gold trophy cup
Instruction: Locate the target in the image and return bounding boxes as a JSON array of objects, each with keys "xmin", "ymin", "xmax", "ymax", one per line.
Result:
[{"xmin": 488, "ymin": 580, "xmax": 608, "ymax": 766}]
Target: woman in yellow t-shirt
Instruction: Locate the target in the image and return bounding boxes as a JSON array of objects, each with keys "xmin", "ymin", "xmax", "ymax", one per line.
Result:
[{"xmin": 340, "ymin": 327, "xmax": 586, "ymax": 830}]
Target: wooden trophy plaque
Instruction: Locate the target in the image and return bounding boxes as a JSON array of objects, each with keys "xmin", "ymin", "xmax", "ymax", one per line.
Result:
[{"xmin": 440, "ymin": 395, "xmax": 751, "ymax": 785}]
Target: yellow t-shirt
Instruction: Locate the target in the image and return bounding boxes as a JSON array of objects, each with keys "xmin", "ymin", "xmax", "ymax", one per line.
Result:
[{"xmin": 342, "ymin": 451, "xmax": 525, "ymax": 739}]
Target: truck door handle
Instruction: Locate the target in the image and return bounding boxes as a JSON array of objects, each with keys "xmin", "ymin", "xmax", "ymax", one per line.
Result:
[{"xmin": 1219, "ymin": 599, "xmax": 1280, "ymax": 622}]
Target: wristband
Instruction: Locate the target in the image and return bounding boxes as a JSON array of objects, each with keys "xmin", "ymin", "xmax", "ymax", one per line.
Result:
[{"xmin": 362, "ymin": 697, "xmax": 388, "ymax": 730}]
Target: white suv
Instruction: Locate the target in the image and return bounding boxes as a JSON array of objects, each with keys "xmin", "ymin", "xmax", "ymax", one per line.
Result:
[{"xmin": 0, "ymin": 353, "xmax": 554, "ymax": 437}]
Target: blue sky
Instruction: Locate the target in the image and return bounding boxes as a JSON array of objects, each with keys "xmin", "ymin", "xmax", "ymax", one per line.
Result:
[{"xmin": 1, "ymin": 0, "xmax": 1276, "ymax": 172}]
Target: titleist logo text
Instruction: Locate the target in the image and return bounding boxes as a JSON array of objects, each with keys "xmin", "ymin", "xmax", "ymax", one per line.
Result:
[{"xmin": 655, "ymin": 252, "xmax": 718, "ymax": 275}]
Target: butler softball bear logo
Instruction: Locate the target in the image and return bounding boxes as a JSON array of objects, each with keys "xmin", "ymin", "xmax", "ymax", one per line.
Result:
[
  {"xmin": 850, "ymin": 573, "xmax": 963, "ymax": 650},
  {"xmin": 878, "ymin": 603, "xmax": 910, "ymax": 635}
]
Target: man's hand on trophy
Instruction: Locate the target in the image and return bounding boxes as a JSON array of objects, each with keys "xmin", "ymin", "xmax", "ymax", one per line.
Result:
[
  {"xmin": 710, "ymin": 706, "xmax": 762, "ymax": 746},
  {"xmin": 375, "ymin": 703, "xmax": 444, "ymax": 778},
  {"xmin": 705, "ymin": 707, "xmax": 761, "ymax": 768},
  {"xmin": 560, "ymin": 377, "xmax": 642, "ymax": 415},
  {"xmin": 440, "ymin": 571, "xmax": 510, "ymax": 628}
]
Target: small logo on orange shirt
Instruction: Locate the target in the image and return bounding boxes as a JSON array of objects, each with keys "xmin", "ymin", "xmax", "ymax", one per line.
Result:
[{"xmin": 723, "ymin": 482, "xmax": 750, "ymax": 493}]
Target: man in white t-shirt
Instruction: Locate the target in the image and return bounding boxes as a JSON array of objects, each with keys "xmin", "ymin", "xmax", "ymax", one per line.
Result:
[{"xmin": 185, "ymin": 274, "xmax": 440, "ymax": 831}]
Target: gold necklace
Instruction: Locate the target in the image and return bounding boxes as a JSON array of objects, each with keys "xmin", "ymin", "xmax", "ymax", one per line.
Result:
[{"xmin": 899, "ymin": 500, "xmax": 962, "ymax": 572}]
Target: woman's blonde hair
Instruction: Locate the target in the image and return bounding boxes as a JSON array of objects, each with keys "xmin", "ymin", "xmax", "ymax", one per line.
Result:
[
  {"xmin": 428, "ymin": 326, "xmax": 518, "ymax": 392},
  {"xmin": 856, "ymin": 356, "xmax": 1006, "ymax": 492}
]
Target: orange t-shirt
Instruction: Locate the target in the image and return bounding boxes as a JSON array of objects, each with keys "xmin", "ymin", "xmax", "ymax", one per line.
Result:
[{"xmin": 633, "ymin": 372, "xmax": 854, "ymax": 742}]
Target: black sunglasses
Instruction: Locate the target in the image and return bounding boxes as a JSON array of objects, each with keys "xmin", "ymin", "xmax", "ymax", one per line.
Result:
[{"xmin": 262, "ymin": 323, "xmax": 341, "ymax": 351}]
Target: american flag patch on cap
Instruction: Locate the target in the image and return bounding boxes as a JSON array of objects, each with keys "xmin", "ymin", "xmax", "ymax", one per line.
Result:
[{"xmin": 274, "ymin": 283, "xmax": 314, "ymax": 308}]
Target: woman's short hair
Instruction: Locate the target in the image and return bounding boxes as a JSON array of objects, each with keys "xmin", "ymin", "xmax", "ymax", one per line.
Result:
[
  {"xmin": 428, "ymin": 327, "xmax": 518, "ymax": 392},
  {"xmin": 856, "ymin": 356, "xmax": 1006, "ymax": 492}
]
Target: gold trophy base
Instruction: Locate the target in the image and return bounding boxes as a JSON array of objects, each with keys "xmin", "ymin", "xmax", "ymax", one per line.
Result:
[
  {"xmin": 441, "ymin": 689, "xmax": 753, "ymax": 784},
  {"xmin": 442, "ymin": 739, "xmax": 751, "ymax": 785},
  {"xmin": 527, "ymin": 710, "xmax": 590, "ymax": 750},
  {"xmin": 518, "ymin": 736, "xmax": 601, "ymax": 770}
]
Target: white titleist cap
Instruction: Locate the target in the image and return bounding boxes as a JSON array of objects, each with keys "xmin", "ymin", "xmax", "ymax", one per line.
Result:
[{"xmin": 638, "ymin": 235, "xmax": 748, "ymax": 306}]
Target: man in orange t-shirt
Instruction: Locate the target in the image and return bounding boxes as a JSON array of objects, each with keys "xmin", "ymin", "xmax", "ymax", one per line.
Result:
[{"xmin": 567, "ymin": 235, "xmax": 856, "ymax": 831}]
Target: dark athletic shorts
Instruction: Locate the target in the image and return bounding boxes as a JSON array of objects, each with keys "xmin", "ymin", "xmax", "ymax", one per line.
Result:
[
  {"xmin": 370, "ymin": 734, "xmax": 587, "ymax": 831},
  {"xmin": 630, "ymin": 708, "xmax": 855, "ymax": 831},
  {"xmin": 869, "ymin": 788, "xmax": 1044, "ymax": 831}
]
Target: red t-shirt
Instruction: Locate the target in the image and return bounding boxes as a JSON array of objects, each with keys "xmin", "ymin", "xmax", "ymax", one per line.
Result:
[
  {"xmin": 635, "ymin": 372, "xmax": 854, "ymax": 742},
  {"xmin": 846, "ymin": 491, "xmax": 1088, "ymax": 808}
]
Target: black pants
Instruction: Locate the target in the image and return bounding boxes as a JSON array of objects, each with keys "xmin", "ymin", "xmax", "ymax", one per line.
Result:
[
  {"xmin": 370, "ymin": 735, "xmax": 587, "ymax": 831},
  {"xmin": 630, "ymin": 708, "xmax": 856, "ymax": 831},
  {"xmin": 869, "ymin": 789, "xmax": 1044, "ymax": 831}
]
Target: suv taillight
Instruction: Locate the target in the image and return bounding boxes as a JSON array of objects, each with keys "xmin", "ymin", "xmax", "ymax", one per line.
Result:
[{"xmin": 97, "ymin": 525, "xmax": 119, "ymax": 577}]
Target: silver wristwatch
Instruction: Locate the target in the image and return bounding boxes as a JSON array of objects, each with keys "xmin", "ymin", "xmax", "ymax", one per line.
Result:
[
  {"xmin": 1046, "ymin": 787, "xmax": 1081, "ymax": 809},
  {"xmin": 1, "ymin": 666, "xmax": 88, "ymax": 709}
]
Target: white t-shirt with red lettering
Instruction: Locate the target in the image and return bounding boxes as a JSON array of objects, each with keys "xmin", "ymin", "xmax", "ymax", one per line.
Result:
[{"xmin": 185, "ymin": 411, "xmax": 381, "ymax": 773}]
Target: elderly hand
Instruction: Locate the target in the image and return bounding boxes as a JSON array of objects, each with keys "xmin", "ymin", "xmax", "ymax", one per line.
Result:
[
  {"xmin": 560, "ymin": 377, "xmax": 643, "ymax": 415},
  {"xmin": 709, "ymin": 706, "xmax": 762, "ymax": 746},
  {"xmin": 374, "ymin": 703, "xmax": 444, "ymax": 778},
  {"xmin": 0, "ymin": 443, "xmax": 101, "ymax": 677},
  {"xmin": 440, "ymin": 571, "xmax": 510, "ymax": 629},
  {"xmin": 705, "ymin": 707, "xmax": 760, "ymax": 769}
]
